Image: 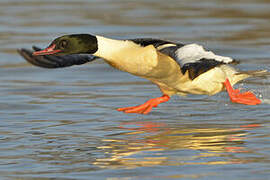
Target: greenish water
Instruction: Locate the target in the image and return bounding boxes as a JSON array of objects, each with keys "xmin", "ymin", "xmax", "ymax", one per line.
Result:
[{"xmin": 0, "ymin": 0, "xmax": 270, "ymax": 179}]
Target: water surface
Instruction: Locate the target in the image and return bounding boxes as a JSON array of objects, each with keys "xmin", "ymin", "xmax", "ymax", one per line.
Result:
[{"xmin": 0, "ymin": 0, "xmax": 270, "ymax": 179}]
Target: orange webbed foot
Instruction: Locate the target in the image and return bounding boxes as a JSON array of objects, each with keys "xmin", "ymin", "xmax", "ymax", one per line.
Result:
[
  {"xmin": 223, "ymin": 78, "xmax": 261, "ymax": 105},
  {"xmin": 117, "ymin": 95, "xmax": 170, "ymax": 114}
]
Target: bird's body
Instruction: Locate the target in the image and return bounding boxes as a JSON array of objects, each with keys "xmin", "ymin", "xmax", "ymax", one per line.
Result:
[
  {"xmin": 92, "ymin": 36, "xmax": 249, "ymax": 96},
  {"xmin": 18, "ymin": 34, "xmax": 265, "ymax": 114}
]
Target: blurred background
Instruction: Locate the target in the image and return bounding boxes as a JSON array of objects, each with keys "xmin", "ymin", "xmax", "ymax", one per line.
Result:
[{"xmin": 0, "ymin": 0, "xmax": 270, "ymax": 179}]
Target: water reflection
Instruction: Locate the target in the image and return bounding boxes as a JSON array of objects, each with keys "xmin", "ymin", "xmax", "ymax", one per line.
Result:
[
  {"xmin": 0, "ymin": 0, "xmax": 270, "ymax": 179},
  {"xmin": 95, "ymin": 121, "xmax": 261, "ymax": 169}
]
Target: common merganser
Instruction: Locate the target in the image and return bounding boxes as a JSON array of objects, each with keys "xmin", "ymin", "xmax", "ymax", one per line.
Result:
[{"xmin": 18, "ymin": 34, "xmax": 266, "ymax": 114}]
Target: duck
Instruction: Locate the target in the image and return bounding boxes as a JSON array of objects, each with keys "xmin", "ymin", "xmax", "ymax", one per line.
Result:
[{"xmin": 18, "ymin": 34, "xmax": 266, "ymax": 114}]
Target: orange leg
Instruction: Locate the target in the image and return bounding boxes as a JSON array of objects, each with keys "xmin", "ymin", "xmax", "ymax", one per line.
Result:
[
  {"xmin": 117, "ymin": 94, "xmax": 170, "ymax": 114},
  {"xmin": 223, "ymin": 78, "xmax": 261, "ymax": 105}
]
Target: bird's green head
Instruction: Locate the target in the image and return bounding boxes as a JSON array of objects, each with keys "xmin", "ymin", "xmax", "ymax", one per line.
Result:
[{"xmin": 33, "ymin": 34, "xmax": 98, "ymax": 56}]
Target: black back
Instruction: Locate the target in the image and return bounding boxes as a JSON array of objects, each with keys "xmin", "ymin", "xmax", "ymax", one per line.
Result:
[{"xmin": 130, "ymin": 38, "xmax": 184, "ymax": 48}]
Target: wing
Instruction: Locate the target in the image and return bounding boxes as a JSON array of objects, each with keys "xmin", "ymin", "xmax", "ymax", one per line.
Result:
[
  {"xmin": 159, "ymin": 43, "xmax": 239, "ymax": 80},
  {"xmin": 18, "ymin": 46, "xmax": 98, "ymax": 68},
  {"xmin": 130, "ymin": 38, "xmax": 238, "ymax": 80}
]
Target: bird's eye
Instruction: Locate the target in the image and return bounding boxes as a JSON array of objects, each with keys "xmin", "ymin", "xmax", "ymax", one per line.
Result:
[{"xmin": 59, "ymin": 40, "xmax": 68, "ymax": 49}]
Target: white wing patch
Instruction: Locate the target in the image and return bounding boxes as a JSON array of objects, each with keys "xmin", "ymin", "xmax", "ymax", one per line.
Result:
[{"xmin": 176, "ymin": 44, "xmax": 233, "ymax": 66}]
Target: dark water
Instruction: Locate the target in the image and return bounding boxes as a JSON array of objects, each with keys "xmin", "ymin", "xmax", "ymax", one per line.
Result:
[{"xmin": 1, "ymin": 0, "xmax": 270, "ymax": 179}]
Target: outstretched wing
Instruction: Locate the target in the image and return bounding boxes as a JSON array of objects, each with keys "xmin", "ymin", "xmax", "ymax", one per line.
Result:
[{"xmin": 18, "ymin": 46, "xmax": 98, "ymax": 68}]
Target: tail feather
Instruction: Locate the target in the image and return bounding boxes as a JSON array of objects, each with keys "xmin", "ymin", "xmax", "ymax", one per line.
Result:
[
  {"xmin": 231, "ymin": 69, "xmax": 268, "ymax": 86},
  {"xmin": 236, "ymin": 70, "xmax": 269, "ymax": 77}
]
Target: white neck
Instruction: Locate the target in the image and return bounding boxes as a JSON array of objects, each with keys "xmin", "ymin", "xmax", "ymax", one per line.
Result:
[
  {"xmin": 92, "ymin": 35, "xmax": 158, "ymax": 76},
  {"xmin": 93, "ymin": 35, "xmax": 137, "ymax": 61}
]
